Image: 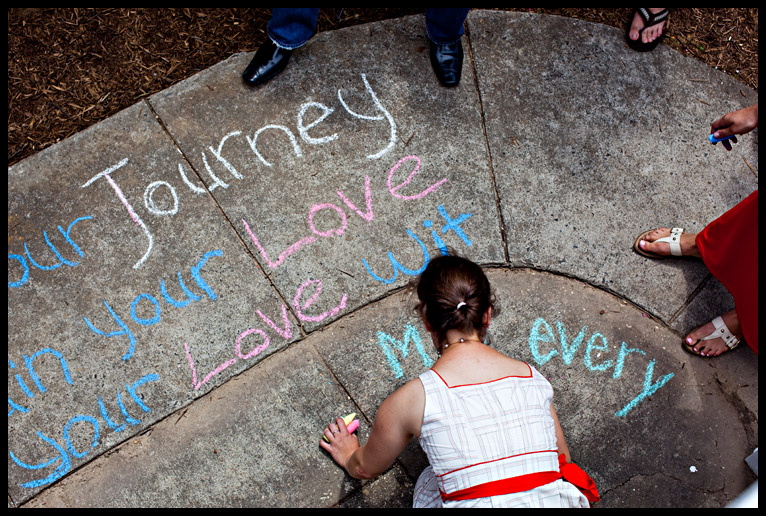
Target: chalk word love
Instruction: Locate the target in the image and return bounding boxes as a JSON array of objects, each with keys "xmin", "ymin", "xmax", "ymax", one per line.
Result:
[
  {"xmin": 528, "ymin": 317, "xmax": 674, "ymax": 418},
  {"xmin": 8, "ymin": 348, "xmax": 158, "ymax": 488},
  {"xmin": 81, "ymin": 73, "xmax": 395, "ymax": 269},
  {"xmin": 82, "ymin": 250, "xmax": 222, "ymax": 361},
  {"xmin": 8, "ymin": 215, "xmax": 92, "ymax": 289},
  {"xmin": 184, "ymin": 277, "xmax": 347, "ymax": 391},
  {"xmin": 242, "ymin": 154, "xmax": 447, "ymax": 270}
]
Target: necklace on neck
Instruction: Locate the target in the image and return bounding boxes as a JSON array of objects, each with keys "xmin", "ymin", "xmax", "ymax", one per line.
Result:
[{"xmin": 444, "ymin": 337, "xmax": 482, "ymax": 349}]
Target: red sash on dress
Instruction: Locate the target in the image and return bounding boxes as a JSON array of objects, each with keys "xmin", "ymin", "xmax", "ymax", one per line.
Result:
[{"xmin": 439, "ymin": 454, "xmax": 600, "ymax": 503}]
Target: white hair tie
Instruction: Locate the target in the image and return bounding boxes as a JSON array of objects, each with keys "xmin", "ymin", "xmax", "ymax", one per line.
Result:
[{"xmin": 456, "ymin": 302, "xmax": 466, "ymax": 310}]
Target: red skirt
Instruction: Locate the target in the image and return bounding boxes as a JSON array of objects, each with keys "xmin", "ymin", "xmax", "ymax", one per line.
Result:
[{"xmin": 695, "ymin": 190, "xmax": 758, "ymax": 354}]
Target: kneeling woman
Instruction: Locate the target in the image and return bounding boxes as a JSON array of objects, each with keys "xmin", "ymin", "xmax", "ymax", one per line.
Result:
[{"xmin": 320, "ymin": 255, "xmax": 599, "ymax": 507}]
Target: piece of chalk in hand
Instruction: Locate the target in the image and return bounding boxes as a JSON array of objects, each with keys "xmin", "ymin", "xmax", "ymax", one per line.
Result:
[
  {"xmin": 322, "ymin": 413, "xmax": 358, "ymax": 442},
  {"xmin": 709, "ymin": 133, "xmax": 735, "ymax": 144}
]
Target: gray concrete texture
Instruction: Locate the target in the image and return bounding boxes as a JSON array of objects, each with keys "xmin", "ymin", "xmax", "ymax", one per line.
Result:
[{"xmin": 8, "ymin": 11, "xmax": 758, "ymax": 507}]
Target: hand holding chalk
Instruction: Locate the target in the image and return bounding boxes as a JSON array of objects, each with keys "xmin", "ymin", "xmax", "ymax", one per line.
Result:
[
  {"xmin": 708, "ymin": 133, "xmax": 737, "ymax": 144},
  {"xmin": 322, "ymin": 413, "xmax": 360, "ymax": 443},
  {"xmin": 708, "ymin": 133, "xmax": 737, "ymax": 151}
]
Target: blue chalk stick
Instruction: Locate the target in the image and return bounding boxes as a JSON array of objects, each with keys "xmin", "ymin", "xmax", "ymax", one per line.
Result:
[{"xmin": 709, "ymin": 133, "xmax": 735, "ymax": 144}]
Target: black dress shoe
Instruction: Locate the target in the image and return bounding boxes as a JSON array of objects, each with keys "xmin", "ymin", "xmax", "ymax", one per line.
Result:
[
  {"xmin": 430, "ymin": 40, "xmax": 463, "ymax": 87},
  {"xmin": 242, "ymin": 39, "xmax": 293, "ymax": 86}
]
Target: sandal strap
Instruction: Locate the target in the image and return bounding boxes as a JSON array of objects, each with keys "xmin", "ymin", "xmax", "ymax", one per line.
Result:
[
  {"xmin": 653, "ymin": 227, "xmax": 684, "ymax": 256},
  {"xmin": 636, "ymin": 8, "xmax": 669, "ymax": 28},
  {"xmin": 700, "ymin": 316, "xmax": 740, "ymax": 350}
]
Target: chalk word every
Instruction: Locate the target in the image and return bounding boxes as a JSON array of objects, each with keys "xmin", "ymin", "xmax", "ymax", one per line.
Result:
[{"xmin": 528, "ymin": 317, "xmax": 674, "ymax": 418}]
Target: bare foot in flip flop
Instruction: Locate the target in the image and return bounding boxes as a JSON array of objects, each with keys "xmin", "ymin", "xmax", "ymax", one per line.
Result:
[
  {"xmin": 684, "ymin": 310, "xmax": 742, "ymax": 357},
  {"xmin": 628, "ymin": 8, "xmax": 668, "ymax": 46},
  {"xmin": 635, "ymin": 227, "xmax": 700, "ymax": 258}
]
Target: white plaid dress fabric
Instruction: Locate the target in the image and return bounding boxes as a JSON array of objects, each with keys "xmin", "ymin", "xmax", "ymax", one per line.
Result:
[{"xmin": 412, "ymin": 365, "xmax": 589, "ymax": 508}]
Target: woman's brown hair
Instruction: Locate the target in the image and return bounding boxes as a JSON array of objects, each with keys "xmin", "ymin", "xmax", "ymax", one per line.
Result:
[{"xmin": 413, "ymin": 253, "xmax": 498, "ymax": 345}]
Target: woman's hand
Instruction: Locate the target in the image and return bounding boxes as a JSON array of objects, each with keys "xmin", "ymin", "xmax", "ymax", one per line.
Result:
[
  {"xmin": 319, "ymin": 417, "xmax": 360, "ymax": 471},
  {"xmin": 711, "ymin": 104, "xmax": 758, "ymax": 139}
]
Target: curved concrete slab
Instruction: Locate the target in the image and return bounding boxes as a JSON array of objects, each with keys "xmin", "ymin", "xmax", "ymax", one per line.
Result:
[{"xmin": 9, "ymin": 10, "xmax": 757, "ymax": 507}]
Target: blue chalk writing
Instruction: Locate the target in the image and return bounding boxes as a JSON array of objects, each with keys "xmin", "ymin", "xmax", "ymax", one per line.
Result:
[
  {"xmin": 9, "ymin": 431, "xmax": 71, "ymax": 489},
  {"xmin": 437, "ymin": 204, "xmax": 472, "ymax": 247},
  {"xmin": 82, "ymin": 250, "xmax": 222, "ymax": 361},
  {"xmin": 98, "ymin": 397, "xmax": 126, "ymax": 433},
  {"xmin": 9, "ymin": 359, "xmax": 36, "ymax": 398},
  {"xmin": 126, "ymin": 373, "xmax": 160, "ymax": 413},
  {"xmin": 83, "ymin": 299, "xmax": 137, "ymax": 362},
  {"xmin": 160, "ymin": 272, "xmax": 202, "ymax": 308},
  {"xmin": 116, "ymin": 391, "xmax": 142, "ymax": 425},
  {"xmin": 63, "ymin": 415, "xmax": 100, "ymax": 459},
  {"xmin": 375, "ymin": 323, "xmax": 434, "ymax": 378},
  {"xmin": 8, "ymin": 215, "xmax": 92, "ymax": 288},
  {"xmin": 190, "ymin": 249, "xmax": 223, "ymax": 301},
  {"xmin": 363, "ymin": 205, "xmax": 473, "ymax": 285},
  {"xmin": 8, "ymin": 254, "xmax": 29, "ymax": 288},
  {"xmin": 9, "ymin": 370, "xmax": 160, "ymax": 488},
  {"xmin": 22, "ymin": 348, "xmax": 74, "ymax": 394},
  {"xmin": 130, "ymin": 293, "xmax": 161, "ymax": 326},
  {"xmin": 363, "ymin": 229, "xmax": 430, "ymax": 285}
]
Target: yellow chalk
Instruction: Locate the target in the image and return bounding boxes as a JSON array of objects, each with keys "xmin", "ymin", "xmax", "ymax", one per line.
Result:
[{"xmin": 322, "ymin": 413, "xmax": 356, "ymax": 443}]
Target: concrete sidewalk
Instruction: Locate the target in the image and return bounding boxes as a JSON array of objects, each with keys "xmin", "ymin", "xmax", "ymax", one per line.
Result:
[{"xmin": 8, "ymin": 11, "xmax": 758, "ymax": 508}]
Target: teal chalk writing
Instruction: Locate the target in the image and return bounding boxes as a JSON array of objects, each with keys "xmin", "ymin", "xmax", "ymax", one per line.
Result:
[
  {"xmin": 527, "ymin": 316, "xmax": 675, "ymax": 418},
  {"xmin": 528, "ymin": 317, "xmax": 558, "ymax": 365},
  {"xmin": 615, "ymin": 360, "xmax": 674, "ymax": 417},
  {"xmin": 376, "ymin": 323, "xmax": 434, "ymax": 378},
  {"xmin": 584, "ymin": 333, "xmax": 612, "ymax": 371},
  {"xmin": 556, "ymin": 321, "xmax": 587, "ymax": 365},
  {"xmin": 612, "ymin": 341, "xmax": 646, "ymax": 379}
]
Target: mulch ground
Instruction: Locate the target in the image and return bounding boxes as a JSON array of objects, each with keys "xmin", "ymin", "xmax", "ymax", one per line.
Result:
[{"xmin": 7, "ymin": 8, "xmax": 758, "ymax": 166}]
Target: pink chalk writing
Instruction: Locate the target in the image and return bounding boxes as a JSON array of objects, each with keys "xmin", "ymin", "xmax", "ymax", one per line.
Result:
[
  {"xmin": 337, "ymin": 175, "xmax": 374, "ymax": 222},
  {"xmin": 387, "ymin": 155, "xmax": 448, "ymax": 200},
  {"xmin": 184, "ymin": 277, "xmax": 346, "ymax": 390},
  {"xmin": 242, "ymin": 154, "xmax": 447, "ymax": 270}
]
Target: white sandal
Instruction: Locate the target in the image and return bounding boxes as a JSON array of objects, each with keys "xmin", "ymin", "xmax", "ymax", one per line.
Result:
[
  {"xmin": 634, "ymin": 227, "xmax": 685, "ymax": 258},
  {"xmin": 684, "ymin": 316, "xmax": 741, "ymax": 356}
]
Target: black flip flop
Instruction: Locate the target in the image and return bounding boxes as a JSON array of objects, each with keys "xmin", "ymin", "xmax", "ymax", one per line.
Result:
[{"xmin": 626, "ymin": 8, "xmax": 669, "ymax": 52}]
